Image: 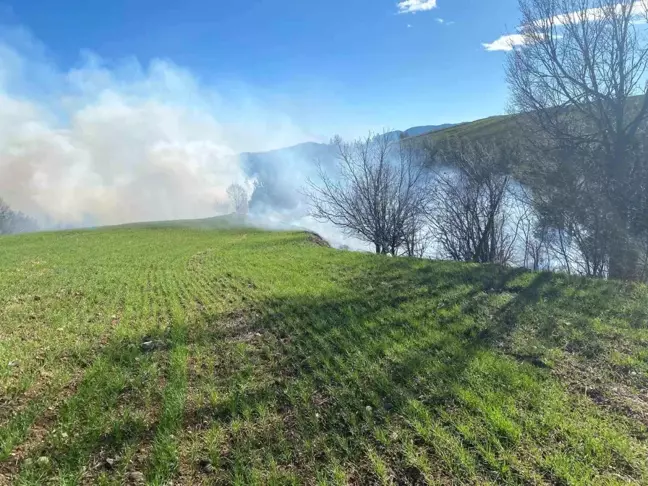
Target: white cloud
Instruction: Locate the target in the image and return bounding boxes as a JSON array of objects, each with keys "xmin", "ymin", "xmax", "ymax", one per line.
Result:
[
  {"xmin": 482, "ymin": 34, "xmax": 527, "ymax": 51},
  {"xmin": 483, "ymin": 2, "xmax": 648, "ymax": 52},
  {"xmin": 407, "ymin": 24, "xmax": 413, "ymax": 28},
  {"xmin": 397, "ymin": 0, "xmax": 437, "ymax": 14},
  {"xmin": 435, "ymin": 17, "xmax": 444, "ymax": 23}
]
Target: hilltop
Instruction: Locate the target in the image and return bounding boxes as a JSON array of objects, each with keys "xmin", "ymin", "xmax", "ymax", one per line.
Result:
[
  {"xmin": 408, "ymin": 94, "xmax": 648, "ymax": 146},
  {"xmin": 0, "ymin": 222, "xmax": 647, "ymax": 484},
  {"xmin": 418, "ymin": 115, "xmax": 514, "ymax": 143}
]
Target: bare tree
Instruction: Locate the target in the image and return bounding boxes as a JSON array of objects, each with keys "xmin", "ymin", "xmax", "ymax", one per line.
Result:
[
  {"xmin": 226, "ymin": 183, "xmax": 249, "ymax": 215},
  {"xmin": 428, "ymin": 139, "xmax": 520, "ymax": 264},
  {"xmin": 0, "ymin": 199, "xmax": 12, "ymax": 234},
  {"xmin": 307, "ymin": 132, "xmax": 430, "ymax": 255},
  {"xmin": 402, "ymin": 214, "xmax": 433, "ymax": 258},
  {"xmin": 519, "ymin": 160, "xmax": 612, "ymax": 276},
  {"xmin": 0, "ymin": 198, "xmax": 37, "ymax": 235},
  {"xmin": 508, "ymin": 0, "xmax": 648, "ymax": 279},
  {"xmin": 541, "ymin": 201, "xmax": 610, "ymax": 276},
  {"xmin": 518, "ymin": 204, "xmax": 551, "ymax": 271}
]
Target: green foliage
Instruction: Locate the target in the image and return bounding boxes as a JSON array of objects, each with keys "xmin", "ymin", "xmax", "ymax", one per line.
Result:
[{"xmin": 0, "ymin": 224, "xmax": 647, "ymax": 484}]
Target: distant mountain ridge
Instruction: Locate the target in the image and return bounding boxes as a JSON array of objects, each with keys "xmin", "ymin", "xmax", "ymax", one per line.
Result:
[
  {"xmin": 239, "ymin": 122, "xmax": 459, "ymax": 216},
  {"xmin": 243, "ymin": 123, "xmax": 458, "ymax": 161}
]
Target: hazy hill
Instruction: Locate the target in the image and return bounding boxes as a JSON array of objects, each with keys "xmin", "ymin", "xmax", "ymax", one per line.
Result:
[{"xmin": 240, "ymin": 124, "xmax": 457, "ymax": 215}]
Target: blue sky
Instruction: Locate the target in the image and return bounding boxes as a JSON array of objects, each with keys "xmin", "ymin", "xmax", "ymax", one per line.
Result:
[{"xmin": 1, "ymin": 0, "xmax": 521, "ymax": 140}]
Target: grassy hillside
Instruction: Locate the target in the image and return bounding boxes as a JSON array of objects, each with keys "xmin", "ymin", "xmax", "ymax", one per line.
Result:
[
  {"xmin": 416, "ymin": 95, "xmax": 645, "ymax": 145},
  {"xmin": 429, "ymin": 115, "xmax": 514, "ymax": 141},
  {"xmin": 1, "ymin": 223, "xmax": 647, "ymax": 485},
  {"xmin": 406, "ymin": 114, "xmax": 516, "ymax": 146}
]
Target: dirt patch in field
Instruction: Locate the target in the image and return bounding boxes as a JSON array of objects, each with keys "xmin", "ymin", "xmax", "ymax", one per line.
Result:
[
  {"xmin": 0, "ymin": 372, "xmax": 83, "ymax": 479},
  {"xmin": 553, "ymin": 354, "xmax": 648, "ymax": 428},
  {"xmin": 304, "ymin": 232, "xmax": 331, "ymax": 248}
]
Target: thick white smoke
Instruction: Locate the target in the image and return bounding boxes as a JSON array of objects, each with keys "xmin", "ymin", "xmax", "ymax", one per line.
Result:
[{"xmin": 0, "ymin": 27, "xmax": 314, "ymax": 227}]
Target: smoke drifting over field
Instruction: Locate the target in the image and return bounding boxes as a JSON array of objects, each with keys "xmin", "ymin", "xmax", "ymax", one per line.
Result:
[{"xmin": 0, "ymin": 26, "xmax": 336, "ymax": 234}]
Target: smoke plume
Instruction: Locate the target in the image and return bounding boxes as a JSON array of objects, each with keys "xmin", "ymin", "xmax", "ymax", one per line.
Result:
[{"xmin": 0, "ymin": 26, "xmax": 320, "ymax": 228}]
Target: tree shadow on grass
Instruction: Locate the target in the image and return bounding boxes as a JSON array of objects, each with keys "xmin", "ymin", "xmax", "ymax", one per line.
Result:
[
  {"xmin": 178, "ymin": 261, "xmax": 556, "ymax": 482},
  {"xmin": 246, "ymin": 259, "xmax": 648, "ymax": 482},
  {"xmin": 9, "ymin": 257, "xmax": 647, "ymax": 484},
  {"xmin": 362, "ymin": 258, "xmax": 647, "ymax": 358}
]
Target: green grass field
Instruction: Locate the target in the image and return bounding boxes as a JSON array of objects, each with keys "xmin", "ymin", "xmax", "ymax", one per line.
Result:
[
  {"xmin": 424, "ymin": 115, "xmax": 515, "ymax": 143},
  {"xmin": 1, "ymin": 221, "xmax": 647, "ymax": 485}
]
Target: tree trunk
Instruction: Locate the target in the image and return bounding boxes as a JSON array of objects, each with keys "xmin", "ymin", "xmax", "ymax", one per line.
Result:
[{"xmin": 608, "ymin": 234, "xmax": 639, "ymax": 280}]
